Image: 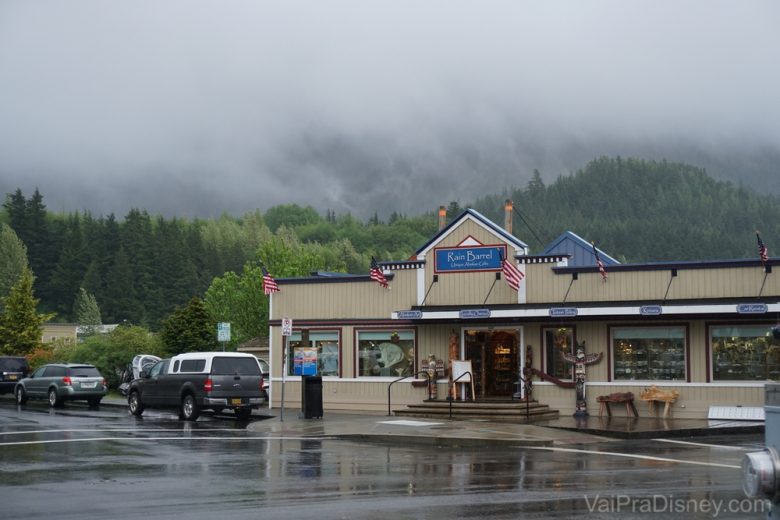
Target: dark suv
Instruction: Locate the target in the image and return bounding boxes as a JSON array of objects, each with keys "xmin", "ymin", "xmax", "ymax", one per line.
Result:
[
  {"xmin": 127, "ymin": 352, "xmax": 267, "ymax": 421},
  {"xmin": 0, "ymin": 356, "xmax": 29, "ymax": 394}
]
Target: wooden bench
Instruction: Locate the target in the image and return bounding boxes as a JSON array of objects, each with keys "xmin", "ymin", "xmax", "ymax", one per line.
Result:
[
  {"xmin": 597, "ymin": 392, "xmax": 638, "ymax": 417},
  {"xmin": 639, "ymin": 385, "xmax": 679, "ymax": 418}
]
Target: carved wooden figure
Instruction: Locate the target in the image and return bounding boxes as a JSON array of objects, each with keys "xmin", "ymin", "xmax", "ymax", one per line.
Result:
[{"xmin": 562, "ymin": 341, "xmax": 603, "ymax": 417}]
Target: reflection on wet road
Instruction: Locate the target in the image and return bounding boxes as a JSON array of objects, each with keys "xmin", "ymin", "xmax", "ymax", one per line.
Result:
[{"xmin": 0, "ymin": 400, "xmax": 768, "ymax": 519}]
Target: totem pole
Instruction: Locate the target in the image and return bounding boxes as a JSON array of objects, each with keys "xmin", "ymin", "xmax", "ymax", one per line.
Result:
[
  {"xmin": 562, "ymin": 341, "xmax": 603, "ymax": 417},
  {"xmin": 521, "ymin": 345, "xmax": 533, "ymax": 401},
  {"xmin": 448, "ymin": 330, "xmax": 459, "ymax": 400}
]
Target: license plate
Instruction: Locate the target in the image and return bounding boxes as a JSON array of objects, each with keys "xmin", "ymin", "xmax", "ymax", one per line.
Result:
[
  {"xmin": 231, "ymin": 398, "xmax": 242, "ymax": 405},
  {"xmin": 8, "ymin": 375, "xmax": 17, "ymax": 381},
  {"xmin": 81, "ymin": 382, "xmax": 97, "ymax": 389}
]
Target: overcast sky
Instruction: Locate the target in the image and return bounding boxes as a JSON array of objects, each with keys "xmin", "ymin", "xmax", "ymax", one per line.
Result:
[{"xmin": 1, "ymin": 1, "xmax": 779, "ymax": 219}]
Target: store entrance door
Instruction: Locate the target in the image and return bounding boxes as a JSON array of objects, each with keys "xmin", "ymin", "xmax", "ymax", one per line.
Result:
[{"xmin": 464, "ymin": 329, "xmax": 519, "ymax": 398}]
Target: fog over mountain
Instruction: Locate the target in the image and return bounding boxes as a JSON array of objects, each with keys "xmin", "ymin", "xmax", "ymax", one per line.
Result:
[{"xmin": 1, "ymin": 1, "xmax": 778, "ymax": 219}]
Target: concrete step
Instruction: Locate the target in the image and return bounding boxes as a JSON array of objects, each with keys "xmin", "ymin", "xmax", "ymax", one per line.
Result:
[
  {"xmin": 393, "ymin": 399, "xmax": 560, "ymax": 423},
  {"xmin": 393, "ymin": 409, "xmax": 560, "ymax": 423}
]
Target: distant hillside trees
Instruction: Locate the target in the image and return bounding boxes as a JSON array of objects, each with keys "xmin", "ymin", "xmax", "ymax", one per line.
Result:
[
  {"xmin": 474, "ymin": 157, "xmax": 780, "ymax": 261},
  {"xmin": 2, "ymin": 156, "xmax": 779, "ymax": 334}
]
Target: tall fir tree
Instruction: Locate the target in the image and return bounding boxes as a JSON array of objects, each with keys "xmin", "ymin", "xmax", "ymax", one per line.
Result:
[
  {"xmin": 0, "ymin": 267, "xmax": 53, "ymax": 356},
  {"xmin": 73, "ymin": 287, "xmax": 102, "ymax": 337},
  {"xmin": 0, "ymin": 223, "xmax": 29, "ymax": 311},
  {"xmin": 159, "ymin": 296, "xmax": 217, "ymax": 355}
]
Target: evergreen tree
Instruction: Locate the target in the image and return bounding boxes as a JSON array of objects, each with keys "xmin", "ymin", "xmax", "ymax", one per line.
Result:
[
  {"xmin": 0, "ymin": 223, "xmax": 28, "ymax": 311},
  {"xmin": 47, "ymin": 213, "xmax": 88, "ymax": 319},
  {"xmin": 159, "ymin": 296, "xmax": 217, "ymax": 355},
  {"xmin": 103, "ymin": 246, "xmax": 142, "ymax": 324},
  {"xmin": 73, "ymin": 287, "xmax": 102, "ymax": 337},
  {"xmin": 0, "ymin": 267, "xmax": 53, "ymax": 356}
]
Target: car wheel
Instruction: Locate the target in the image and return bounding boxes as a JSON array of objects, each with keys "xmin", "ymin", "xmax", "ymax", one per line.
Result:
[
  {"xmin": 48, "ymin": 388, "xmax": 62, "ymax": 407},
  {"xmin": 15, "ymin": 386, "xmax": 27, "ymax": 405},
  {"xmin": 180, "ymin": 394, "xmax": 199, "ymax": 421},
  {"xmin": 235, "ymin": 408, "xmax": 252, "ymax": 420},
  {"xmin": 88, "ymin": 397, "xmax": 101, "ymax": 407},
  {"xmin": 128, "ymin": 391, "xmax": 144, "ymax": 416}
]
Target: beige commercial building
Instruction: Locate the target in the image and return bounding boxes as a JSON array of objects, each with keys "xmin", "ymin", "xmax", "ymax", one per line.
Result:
[{"xmin": 268, "ymin": 207, "xmax": 779, "ymax": 419}]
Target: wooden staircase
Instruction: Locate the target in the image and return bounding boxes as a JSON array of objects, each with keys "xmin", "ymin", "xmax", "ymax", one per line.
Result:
[{"xmin": 393, "ymin": 398, "xmax": 560, "ymax": 423}]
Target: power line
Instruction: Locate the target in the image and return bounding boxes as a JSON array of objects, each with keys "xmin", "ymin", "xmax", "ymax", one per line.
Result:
[{"xmin": 512, "ymin": 206, "xmax": 547, "ymax": 249}]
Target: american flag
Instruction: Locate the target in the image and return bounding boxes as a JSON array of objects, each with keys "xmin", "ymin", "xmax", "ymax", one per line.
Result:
[
  {"xmin": 262, "ymin": 266, "xmax": 280, "ymax": 295},
  {"xmin": 501, "ymin": 250, "xmax": 524, "ymax": 291},
  {"xmin": 592, "ymin": 242, "xmax": 607, "ymax": 282},
  {"xmin": 757, "ymin": 232, "xmax": 769, "ymax": 264},
  {"xmin": 370, "ymin": 257, "xmax": 389, "ymax": 289}
]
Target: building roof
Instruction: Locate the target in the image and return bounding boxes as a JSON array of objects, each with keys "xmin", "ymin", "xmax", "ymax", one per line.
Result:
[
  {"xmin": 540, "ymin": 231, "xmax": 620, "ymax": 267},
  {"xmin": 415, "ymin": 208, "xmax": 528, "ymax": 258}
]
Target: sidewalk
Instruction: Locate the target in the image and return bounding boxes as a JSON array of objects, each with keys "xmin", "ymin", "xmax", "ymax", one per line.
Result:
[
  {"xmin": 244, "ymin": 410, "xmax": 606, "ymax": 447},
  {"xmin": 101, "ymin": 396, "xmax": 763, "ymax": 444}
]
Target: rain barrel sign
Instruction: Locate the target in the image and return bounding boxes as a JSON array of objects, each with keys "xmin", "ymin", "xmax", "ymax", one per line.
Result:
[{"xmin": 435, "ymin": 245, "xmax": 505, "ymax": 273}]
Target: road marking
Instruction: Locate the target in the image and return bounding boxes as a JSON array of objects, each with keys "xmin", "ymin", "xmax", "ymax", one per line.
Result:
[
  {"xmin": 651, "ymin": 438, "xmax": 752, "ymax": 450},
  {"xmin": 0, "ymin": 435, "xmax": 336, "ymax": 447},
  {"xmin": 523, "ymin": 446, "xmax": 741, "ymax": 469},
  {"xmin": 377, "ymin": 420, "xmax": 444, "ymax": 427},
  {"xmin": 0, "ymin": 428, "xmax": 241, "ymax": 436}
]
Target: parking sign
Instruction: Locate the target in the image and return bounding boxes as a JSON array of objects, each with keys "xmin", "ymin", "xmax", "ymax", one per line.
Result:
[
  {"xmin": 282, "ymin": 317, "xmax": 293, "ymax": 336},
  {"xmin": 217, "ymin": 322, "xmax": 231, "ymax": 342}
]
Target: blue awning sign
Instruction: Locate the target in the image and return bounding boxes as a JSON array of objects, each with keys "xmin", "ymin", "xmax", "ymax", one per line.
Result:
[
  {"xmin": 459, "ymin": 309, "xmax": 491, "ymax": 319},
  {"xmin": 549, "ymin": 307, "xmax": 578, "ymax": 317},
  {"xmin": 397, "ymin": 310, "xmax": 422, "ymax": 320}
]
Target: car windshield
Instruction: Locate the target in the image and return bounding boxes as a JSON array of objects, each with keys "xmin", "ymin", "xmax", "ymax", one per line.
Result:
[
  {"xmin": 0, "ymin": 358, "xmax": 27, "ymax": 371},
  {"xmin": 69, "ymin": 366, "xmax": 101, "ymax": 377},
  {"xmin": 211, "ymin": 357, "xmax": 261, "ymax": 376}
]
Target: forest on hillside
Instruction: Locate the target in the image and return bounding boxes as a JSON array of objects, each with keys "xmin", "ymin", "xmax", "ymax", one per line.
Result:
[{"xmin": 2, "ymin": 156, "xmax": 779, "ymax": 330}]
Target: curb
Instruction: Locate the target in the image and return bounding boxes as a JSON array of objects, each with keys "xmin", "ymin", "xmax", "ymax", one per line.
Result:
[{"xmin": 334, "ymin": 433, "xmax": 553, "ymax": 448}]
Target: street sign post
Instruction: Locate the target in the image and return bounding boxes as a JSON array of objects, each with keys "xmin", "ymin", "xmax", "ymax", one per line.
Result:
[
  {"xmin": 280, "ymin": 317, "xmax": 292, "ymax": 421},
  {"xmin": 217, "ymin": 322, "xmax": 231, "ymax": 351}
]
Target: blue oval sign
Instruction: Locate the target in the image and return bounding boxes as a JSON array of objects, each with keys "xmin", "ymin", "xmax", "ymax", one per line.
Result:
[
  {"xmin": 737, "ymin": 304, "xmax": 768, "ymax": 314},
  {"xmin": 640, "ymin": 305, "xmax": 663, "ymax": 316}
]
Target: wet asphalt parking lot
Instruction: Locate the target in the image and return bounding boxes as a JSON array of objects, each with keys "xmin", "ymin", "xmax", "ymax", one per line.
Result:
[{"xmin": 0, "ymin": 398, "xmax": 770, "ymax": 519}]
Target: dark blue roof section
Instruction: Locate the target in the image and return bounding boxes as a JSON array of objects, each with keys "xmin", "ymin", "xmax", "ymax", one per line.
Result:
[
  {"xmin": 541, "ymin": 231, "xmax": 620, "ymax": 267},
  {"xmin": 415, "ymin": 208, "xmax": 528, "ymax": 256}
]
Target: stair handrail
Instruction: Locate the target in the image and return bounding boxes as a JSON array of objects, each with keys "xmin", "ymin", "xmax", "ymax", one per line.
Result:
[
  {"xmin": 448, "ymin": 371, "xmax": 473, "ymax": 420},
  {"xmin": 514, "ymin": 373, "xmax": 531, "ymax": 421},
  {"xmin": 387, "ymin": 371, "xmax": 432, "ymax": 416}
]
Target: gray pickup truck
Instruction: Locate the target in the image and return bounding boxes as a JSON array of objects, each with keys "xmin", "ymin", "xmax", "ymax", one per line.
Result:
[{"xmin": 127, "ymin": 352, "xmax": 267, "ymax": 421}]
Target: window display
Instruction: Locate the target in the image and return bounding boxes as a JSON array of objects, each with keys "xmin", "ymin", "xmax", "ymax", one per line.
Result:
[
  {"xmin": 544, "ymin": 327, "xmax": 574, "ymax": 380},
  {"xmin": 711, "ymin": 325, "xmax": 780, "ymax": 381},
  {"xmin": 612, "ymin": 327, "xmax": 685, "ymax": 381},
  {"xmin": 287, "ymin": 331, "xmax": 340, "ymax": 376},
  {"xmin": 357, "ymin": 330, "xmax": 414, "ymax": 377}
]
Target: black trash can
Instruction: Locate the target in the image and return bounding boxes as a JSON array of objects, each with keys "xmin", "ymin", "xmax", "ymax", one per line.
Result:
[{"xmin": 301, "ymin": 375, "xmax": 323, "ymax": 419}]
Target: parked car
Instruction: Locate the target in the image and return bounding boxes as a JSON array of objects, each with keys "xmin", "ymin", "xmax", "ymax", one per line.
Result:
[
  {"xmin": 127, "ymin": 352, "xmax": 267, "ymax": 421},
  {"xmin": 118, "ymin": 354, "xmax": 161, "ymax": 396},
  {"xmin": 15, "ymin": 363, "xmax": 108, "ymax": 407},
  {"xmin": 0, "ymin": 356, "xmax": 29, "ymax": 395},
  {"xmin": 257, "ymin": 358, "xmax": 270, "ymax": 392}
]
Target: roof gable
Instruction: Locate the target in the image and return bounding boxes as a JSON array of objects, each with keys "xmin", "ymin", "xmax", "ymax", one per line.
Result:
[
  {"xmin": 541, "ymin": 231, "xmax": 620, "ymax": 267},
  {"xmin": 415, "ymin": 208, "xmax": 528, "ymax": 258}
]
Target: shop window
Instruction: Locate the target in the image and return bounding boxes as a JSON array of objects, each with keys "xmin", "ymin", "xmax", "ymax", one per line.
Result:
[
  {"xmin": 544, "ymin": 327, "xmax": 574, "ymax": 380},
  {"xmin": 357, "ymin": 330, "xmax": 415, "ymax": 377},
  {"xmin": 612, "ymin": 326, "xmax": 685, "ymax": 381},
  {"xmin": 287, "ymin": 331, "xmax": 340, "ymax": 377},
  {"xmin": 711, "ymin": 326, "xmax": 780, "ymax": 381}
]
